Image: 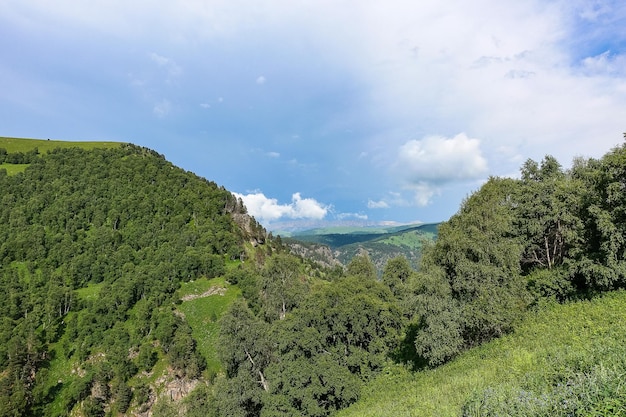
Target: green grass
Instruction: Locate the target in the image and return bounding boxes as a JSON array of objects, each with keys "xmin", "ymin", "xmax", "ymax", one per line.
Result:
[
  {"xmin": 379, "ymin": 230, "xmax": 436, "ymax": 249},
  {"xmin": 177, "ymin": 277, "xmax": 241, "ymax": 375},
  {"xmin": 0, "ymin": 163, "xmax": 28, "ymax": 175},
  {"xmin": 75, "ymin": 282, "xmax": 104, "ymax": 302},
  {"xmin": 337, "ymin": 291, "xmax": 626, "ymax": 417},
  {"xmin": 0, "ymin": 136, "xmax": 123, "ymax": 153}
]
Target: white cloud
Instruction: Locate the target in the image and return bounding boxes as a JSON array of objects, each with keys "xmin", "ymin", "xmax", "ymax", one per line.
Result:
[
  {"xmin": 581, "ymin": 51, "xmax": 626, "ymax": 76},
  {"xmin": 200, "ymin": 103, "xmax": 211, "ymax": 109},
  {"xmin": 397, "ymin": 133, "xmax": 488, "ymax": 184},
  {"xmin": 367, "ymin": 199, "xmax": 390, "ymax": 209},
  {"xmin": 266, "ymin": 151, "xmax": 280, "ymax": 158},
  {"xmin": 388, "ymin": 133, "xmax": 488, "ymax": 206},
  {"xmin": 406, "ymin": 182, "xmax": 439, "ymax": 207},
  {"xmin": 256, "ymin": 75, "xmax": 267, "ymax": 85},
  {"xmin": 337, "ymin": 212, "xmax": 368, "ymax": 220},
  {"xmin": 233, "ymin": 192, "xmax": 329, "ymax": 223}
]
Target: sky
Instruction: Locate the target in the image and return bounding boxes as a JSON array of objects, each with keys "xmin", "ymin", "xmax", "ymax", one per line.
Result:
[{"xmin": 2, "ymin": 1, "xmax": 626, "ymax": 231}]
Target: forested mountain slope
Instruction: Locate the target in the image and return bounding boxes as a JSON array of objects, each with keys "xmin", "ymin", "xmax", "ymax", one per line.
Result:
[{"xmin": 0, "ymin": 142, "xmax": 264, "ymax": 415}]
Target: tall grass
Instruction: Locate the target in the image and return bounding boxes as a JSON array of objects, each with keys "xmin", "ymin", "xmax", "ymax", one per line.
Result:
[{"xmin": 337, "ymin": 291, "xmax": 626, "ymax": 417}]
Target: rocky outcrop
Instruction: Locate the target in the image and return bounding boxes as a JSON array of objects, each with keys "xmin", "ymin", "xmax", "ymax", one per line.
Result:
[
  {"xmin": 226, "ymin": 194, "xmax": 267, "ymax": 246},
  {"xmin": 133, "ymin": 375, "xmax": 201, "ymax": 417},
  {"xmin": 284, "ymin": 239, "xmax": 343, "ymax": 269}
]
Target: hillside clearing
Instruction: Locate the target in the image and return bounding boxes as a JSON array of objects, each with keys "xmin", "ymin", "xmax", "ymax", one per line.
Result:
[{"xmin": 177, "ymin": 277, "xmax": 242, "ymax": 376}]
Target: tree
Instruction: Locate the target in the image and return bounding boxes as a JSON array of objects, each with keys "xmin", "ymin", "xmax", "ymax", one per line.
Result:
[
  {"xmin": 264, "ymin": 276, "xmax": 402, "ymax": 415},
  {"xmin": 218, "ymin": 300, "xmax": 273, "ymax": 393},
  {"xmin": 346, "ymin": 253, "xmax": 376, "ymax": 281},
  {"xmin": 382, "ymin": 256, "xmax": 414, "ymax": 299},
  {"xmin": 410, "ymin": 178, "xmax": 529, "ymax": 365},
  {"xmin": 408, "ymin": 262, "xmax": 463, "ymax": 366},
  {"xmin": 516, "ymin": 156, "xmax": 584, "ymax": 273},
  {"xmin": 260, "ymin": 254, "xmax": 305, "ymax": 321}
]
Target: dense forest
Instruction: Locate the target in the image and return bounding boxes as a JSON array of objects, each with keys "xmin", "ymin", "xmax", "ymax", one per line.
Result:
[
  {"xmin": 0, "ymin": 144, "xmax": 264, "ymax": 416},
  {"xmin": 2, "ymin": 137, "xmax": 626, "ymax": 416}
]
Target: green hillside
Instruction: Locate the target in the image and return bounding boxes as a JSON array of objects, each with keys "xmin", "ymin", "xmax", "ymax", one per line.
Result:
[
  {"xmin": 288, "ymin": 223, "xmax": 439, "ymax": 272},
  {"xmin": 0, "ymin": 136, "xmax": 123, "ymax": 152},
  {"xmin": 288, "ymin": 223, "xmax": 419, "ymax": 237},
  {"xmin": 339, "ymin": 291, "xmax": 626, "ymax": 416},
  {"xmin": 3, "ymin": 136, "xmax": 626, "ymax": 417},
  {"xmin": 0, "ymin": 141, "xmax": 265, "ymax": 416},
  {"xmin": 177, "ymin": 276, "xmax": 242, "ymax": 376}
]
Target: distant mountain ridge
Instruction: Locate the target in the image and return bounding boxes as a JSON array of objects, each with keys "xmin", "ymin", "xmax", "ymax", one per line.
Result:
[{"xmin": 283, "ymin": 223, "xmax": 439, "ymax": 272}]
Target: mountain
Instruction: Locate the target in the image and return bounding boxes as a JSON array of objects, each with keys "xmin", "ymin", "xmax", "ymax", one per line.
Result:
[
  {"xmin": 284, "ymin": 223, "xmax": 439, "ymax": 272},
  {"xmin": 0, "ymin": 138, "xmax": 267, "ymax": 416}
]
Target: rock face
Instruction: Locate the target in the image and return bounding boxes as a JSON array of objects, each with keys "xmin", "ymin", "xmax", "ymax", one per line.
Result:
[
  {"xmin": 283, "ymin": 239, "xmax": 343, "ymax": 270},
  {"xmin": 232, "ymin": 212, "xmax": 266, "ymax": 246},
  {"xmin": 161, "ymin": 377, "xmax": 199, "ymax": 402},
  {"xmin": 133, "ymin": 376, "xmax": 200, "ymax": 417},
  {"xmin": 226, "ymin": 194, "xmax": 267, "ymax": 246}
]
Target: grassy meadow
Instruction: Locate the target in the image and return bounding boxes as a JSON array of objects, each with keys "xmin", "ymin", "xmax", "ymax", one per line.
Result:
[
  {"xmin": 0, "ymin": 163, "xmax": 28, "ymax": 175},
  {"xmin": 0, "ymin": 136, "xmax": 123, "ymax": 153},
  {"xmin": 177, "ymin": 276, "xmax": 242, "ymax": 376},
  {"xmin": 338, "ymin": 291, "xmax": 626, "ymax": 417}
]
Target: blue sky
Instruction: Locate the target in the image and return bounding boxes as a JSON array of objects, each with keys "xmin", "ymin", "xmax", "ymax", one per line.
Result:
[{"xmin": 2, "ymin": 1, "xmax": 626, "ymax": 231}]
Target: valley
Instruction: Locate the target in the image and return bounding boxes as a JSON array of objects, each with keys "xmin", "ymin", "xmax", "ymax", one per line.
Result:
[{"xmin": 2, "ymin": 136, "xmax": 626, "ymax": 416}]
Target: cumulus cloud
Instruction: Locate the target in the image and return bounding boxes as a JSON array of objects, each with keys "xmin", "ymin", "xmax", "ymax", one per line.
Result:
[
  {"xmin": 391, "ymin": 133, "xmax": 488, "ymax": 206},
  {"xmin": 233, "ymin": 192, "xmax": 329, "ymax": 224},
  {"xmin": 406, "ymin": 182, "xmax": 440, "ymax": 207},
  {"xmin": 256, "ymin": 75, "xmax": 266, "ymax": 85},
  {"xmin": 397, "ymin": 133, "xmax": 488, "ymax": 184}
]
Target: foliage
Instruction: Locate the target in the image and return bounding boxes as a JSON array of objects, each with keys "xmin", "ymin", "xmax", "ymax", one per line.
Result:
[
  {"xmin": 338, "ymin": 291, "xmax": 626, "ymax": 417},
  {"xmin": 0, "ymin": 143, "xmax": 245, "ymax": 414},
  {"xmin": 260, "ymin": 254, "xmax": 307, "ymax": 321},
  {"xmin": 407, "ymin": 178, "xmax": 529, "ymax": 366},
  {"xmin": 345, "ymin": 253, "xmax": 377, "ymax": 281},
  {"xmin": 399, "ymin": 141, "xmax": 626, "ymax": 369},
  {"xmin": 215, "ymin": 271, "xmax": 402, "ymax": 416}
]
